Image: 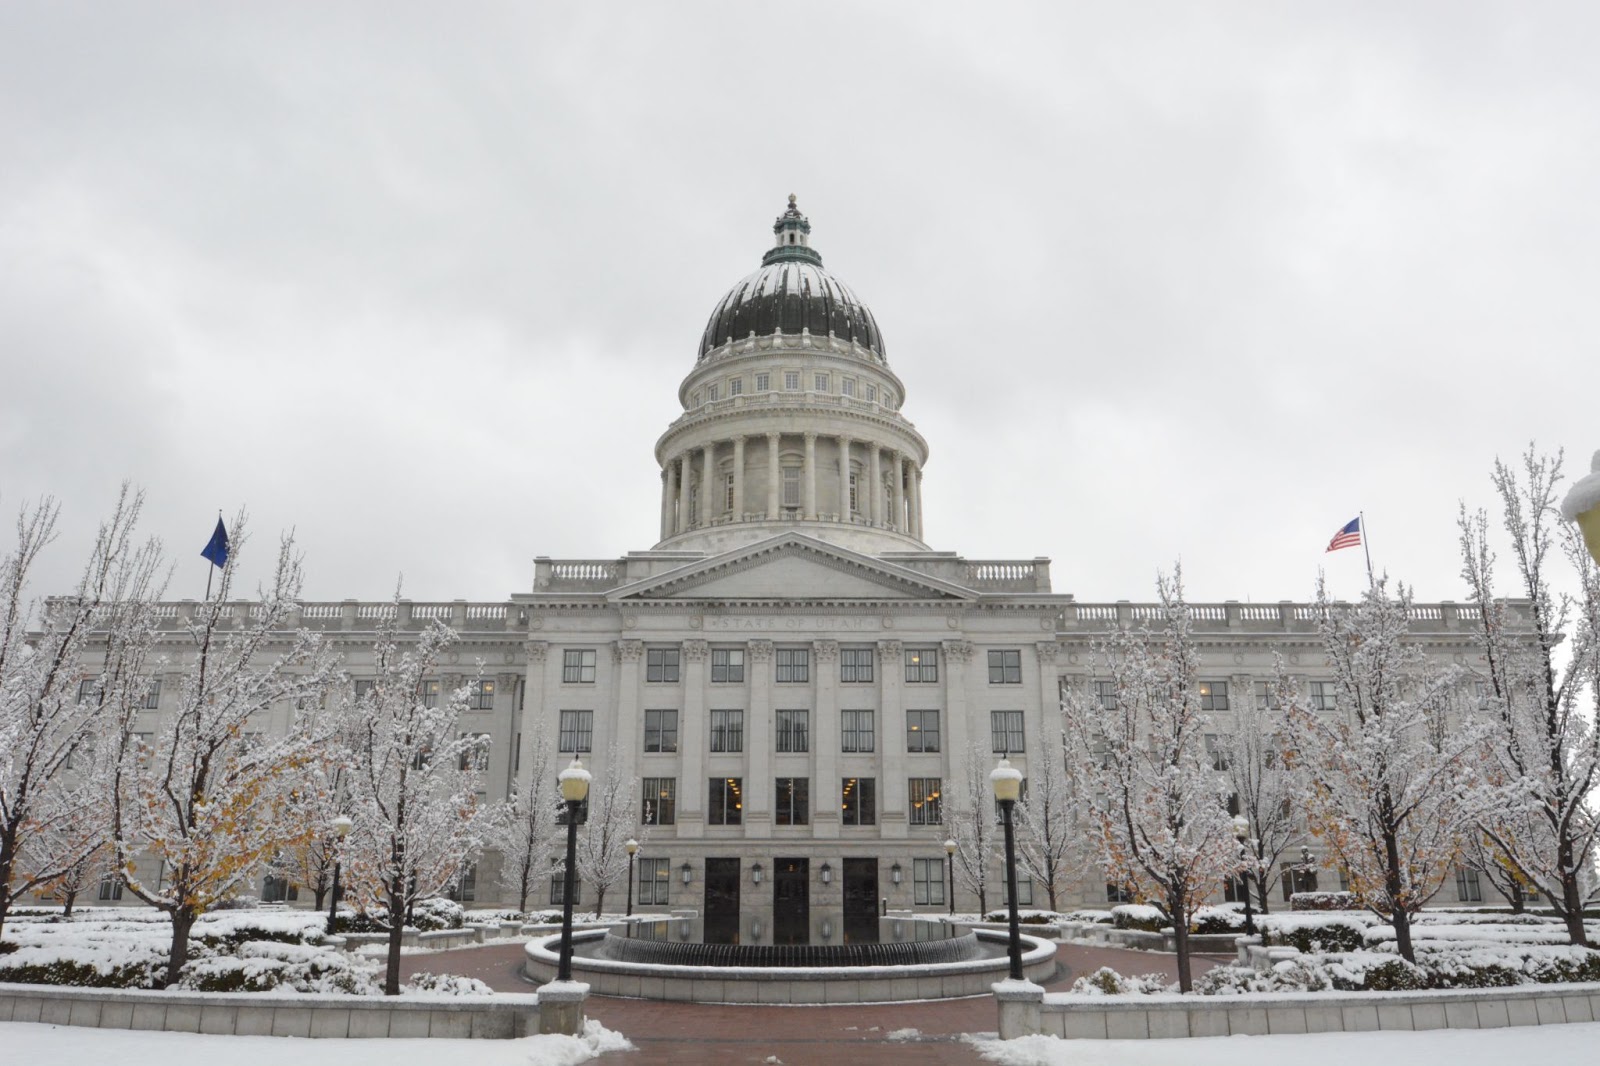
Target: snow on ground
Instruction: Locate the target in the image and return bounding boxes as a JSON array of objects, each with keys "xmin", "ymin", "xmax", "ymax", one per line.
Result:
[
  {"xmin": 0, "ymin": 1019, "xmax": 633, "ymax": 1066},
  {"xmin": 968, "ymin": 1022, "xmax": 1600, "ymax": 1066}
]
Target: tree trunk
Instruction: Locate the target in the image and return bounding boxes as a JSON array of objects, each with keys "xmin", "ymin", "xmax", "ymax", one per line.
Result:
[
  {"xmin": 1560, "ymin": 869, "xmax": 1589, "ymax": 947},
  {"xmin": 978, "ymin": 886, "xmax": 987, "ymax": 916},
  {"xmin": 1254, "ymin": 870, "xmax": 1271, "ymax": 915},
  {"xmin": 518, "ymin": 884, "xmax": 529, "ymax": 915},
  {"xmin": 313, "ymin": 885, "xmax": 327, "ymax": 911},
  {"xmin": 165, "ymin": 907, "xmax": 196, "ymax": 988},
  {"xmin": 1046, "ymin": 881, "xmax": 1059, "ymax": 913},
  {"xmin": 384, "ymin": 895, "xmax": 404, "ymax": 996},
  {"xmin": 62, "ymin": 889, "xmax": 77, "ymax": 918},
  {"xmin": 1170, "ymin": 888, "xmax": 1192, "ymax": 992},
  {"xmin": 593, "ymin": 885, "xmax": 606, "ymax": 920},
  {"xmin": 1391, "ymin": 906, "xmax": 1415, "ymax": 964},
  {"xmin": 1508, "ymin": 880, "xmax": 1525, "ymax": 915}
]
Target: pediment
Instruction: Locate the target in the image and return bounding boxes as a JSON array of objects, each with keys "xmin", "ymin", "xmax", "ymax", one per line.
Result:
[{"xmin": 608, "ymin": 535, "xmax": 976, "ymax": 603}]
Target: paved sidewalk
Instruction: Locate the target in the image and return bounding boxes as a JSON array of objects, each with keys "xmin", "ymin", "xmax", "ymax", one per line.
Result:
[{"xmin": 401, "ymin": 938, "xmax": 1230, "ymax": 1064}]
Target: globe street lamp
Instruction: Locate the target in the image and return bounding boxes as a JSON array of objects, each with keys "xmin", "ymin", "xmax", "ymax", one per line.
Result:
[
  {"xmin": 556, "ymin": 756, "xmax": 592, "ymax": 982},
  {"xmin": 1561, "ymin": 451, "xmax": 1600, "ymax": 566},
  {"xmin": 990, "ymin": 757, "xmax": 1025, "ymax": 981},
  {"xmin": 1231, "ymin": 814, "xmax": 1257, "ymax": 937},
  {"xmin": 944, "ymin": 838, "xmax": 958, "ymax": 917},
  {"xmin": 624, "ymin": 839, "xmax": 639, "ymax": 917},
  {"xmin": 325, "ymin": 814, "xmax": 353, "ymax": 937}
]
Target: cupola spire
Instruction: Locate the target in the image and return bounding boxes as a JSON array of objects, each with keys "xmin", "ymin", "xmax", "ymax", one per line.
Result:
[{"xmin": 763, "ymin": 193, "xmax": 823, "ymax": 266}]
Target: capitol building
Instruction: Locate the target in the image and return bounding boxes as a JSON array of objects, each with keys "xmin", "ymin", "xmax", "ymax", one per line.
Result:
[{"xmin": 82, "ymin": 198, "xmax": 1503, "ymax": 934}]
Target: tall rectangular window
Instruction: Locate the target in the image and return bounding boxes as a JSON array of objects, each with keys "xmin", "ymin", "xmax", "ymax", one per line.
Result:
[
  {"xmin": 1456, "ymin": 866, "xmax": 1483, "ymax": 903},
  {"xmin": 841, "ymin": 377, "xmax": 855, "ymax": 397},
  {"xmin": 909, "ymin": 778, "xmax": 943, "ymax": 825},
  {"xmin": 988, "ymin": 649, "xmax": 1022, "ymax": 684},
  {"xmin": 840, "ymin": 647, "xmax": 874, "ymax": 683},
  {"xmin": 814, "ymin": 373, "xmax": 829, "ymax": 392},
  {"xmin": 97, "ymin": 876, "xmax": 123, "ymax": 901},
  {"xmin": 906, "ymin": 709, "xmax": 940, "ymax": 753},
  {"xmin": 140, "ymin": 680, "xmax": 161, "ymax": 709},
  {"xmin": 458, "ymin": 732, "xmax": 491, "ymax": 771},
  {"xmin": 841, "ymin": 777, "xmax": 876, "ymax": 826},
  {"xmin": 1094, "ymin": 680, "xmax": 1117, "ymax": 710},
  {"xmin": 848, "ymin": 472, "xmax": 859, "ymax": 514},
  {"xmin": 1204, "ymin": 733, "xmax": 1230, "ymax": 771},
  {"xmin": 1198, "ymin": 680, "xmax": 1229, "ymax": 711},
  {"xmin": 638, "ymin": 858, "xmax": 670, "ymax": 905},
  {"xmin": 646, "ymin": 648, "xmax": 680, "ymax": 683},
  {"xmin": 904, "ymin": 647, "xmax": 938, "ymax": 683},
  {"xmin": 990, "ymin": 710, "xmax": 1024, "ymax": 754},
  {"xmin": 724, "ymin": 474, "xmax": 735, "ymax": 512},
  {"xmin": 708, "ymin": 777, "xmax": 743, "ymax": 825},
  {"xmin": 729, "ymin": 377, "xmax": 743, "ymax": 396},
  {"xmin": 422, "ymin": 680, "xmax": 442, "ymax": 708},
  {"xmin": 755, "ymin": 372, "xmax": 770, "ymax": 392},
  {"xmin": 707, "ymin": 383, "xmax": 719, "ymax": 402},
  {"xmin": 471, "ymin": 679, "xmax": 495, "ymax": 710},
  {"xmin": 1253, "ymin": 680, "xmax": 1281, "ymax": 710},
  {"xmin": 549, "ymin": 874, "xmax": 582, "ymax": 906},
  {"xmin": 711, "ymin": 647, "xmax": 745, "ymax": 683},
  {"xmin": 782, "ymin": 467, "xmax": 801, "ymax": 508},
  {"xmin": 1310, "ymin": 681, "xmax": 1337, "ymax": 711},
  {"xmin": 841, "ymin": 709, "xmax": 875, "ymax": 753},
  {"xmin": 865, "ymin": 384, "xmax": 877, "ymax": 403},
  {"xmin": 643, "ymin": 709, "xmax": 678, "ymax": 753},
  {"xmin": 710, "ymin": 709, "xmax": 744, "ymax": 752},
  {"xmin": 558, "ymin": 710, "xmax": 593, "ymax": 753},
  {"xmin": 354, "ymin": 679, "xmax": 376, "ymax": 702},
  {"xmin": 775, "ymin": 777, "xmax": 810, "ymax": 826},
  {"xmin": 775, "ymin": 648, "xmax": 810, "ymax": 683},
  {"xmin": 913, "ymin": 858, "xmax": 944, "ymax": 905},
  {"xmin": 775, "ymin": 709, "xmax": 809, "ymax": 753},
  {"xmin": 784, "ymin": 370, "xmax": 800, "ymax": 391},
  {"xmin": 562, "ymin": 649, "xmax": 597, "ymax": 684},
  {"xmin": 642, "ymin": 777, "xmax": 676, "ymax": 825}
]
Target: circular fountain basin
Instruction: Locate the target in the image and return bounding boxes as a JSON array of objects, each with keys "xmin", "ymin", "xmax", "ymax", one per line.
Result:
[{"xmin": 523, "ymin": 918, "xmax": 1057, "ymax": 1004}]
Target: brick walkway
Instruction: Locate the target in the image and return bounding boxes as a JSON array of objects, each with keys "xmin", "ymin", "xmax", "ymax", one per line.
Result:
[{"xmin": 402, "ymin": 939, "xmax": 1231, "ymax": 1064}]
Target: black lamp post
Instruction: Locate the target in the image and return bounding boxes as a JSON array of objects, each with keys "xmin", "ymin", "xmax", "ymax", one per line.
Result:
[
  {"xmin": 991, "ymin": 757, "xmax": 1024, "ymax": 981},
  {"xmin": 624, "ymin": 839, "xmax": 638, "ymax": 917},
  {"xmin": 556, "ymin": 756, "xmax": 591, "ymax": 982},
  {"xmin": 1231, "ymin": 814, "xmax": 1257, "ymax": 937},
  {"xmin": 325, "ymin": 814, "xmax": 352, "ymax": 937},
  {"xmin": 944, "ymin": 838, "xmax": 957, "ymax": 916}
]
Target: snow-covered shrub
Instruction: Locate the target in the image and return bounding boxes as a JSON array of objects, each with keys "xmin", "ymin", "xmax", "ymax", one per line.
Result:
[
  {"xmin": 1290, "ymin": 891, "xmax": 1360, "ymax": 911},
  {"xmin": 1262, "ymin": 914, "xmax": 1368, "ymax": 953},
  {"xmin": 1194, "ymin": 957, "xmax": 1335, "ymax": 995},
  {"xmin": 1110, "ymin": 904, "xmax": 1167, "ymax": 932},
  {"xmin": 0, "ymin": 955, "xmax": 162, "ymax": 988},
  {"xmin": 211, "ymin": 895, "xmax": 261, "ymax": 911},
  {"xmin": 1191, "ymin": 905, "xmax": 1245, "ymax": 934},
  {"xmin": 982, "ymin": 909, "xmax": 1058, "ymax": 925},
  {"xmin": 404, "ymin": 971, "xmax": 495, "ymax": 995},
  {"xmin": 177, "ymin": 942, "xmax": 380, "ymax": 995},
  {"xmin": 411, "ymin": 898, "xmax": 465, "ymax": 931},
  {"xmin": 1068, "ymin": 966, "xmax": 1174, "ymax": 995},
  {"xmin": 1063, "ymin": 909, "xmax": 1114, "ymax": 924}
]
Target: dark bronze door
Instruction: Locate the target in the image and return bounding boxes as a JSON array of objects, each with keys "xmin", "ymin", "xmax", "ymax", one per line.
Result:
[
  {"xmin": 704, "ymin": 858, "xmax": 741, "ymax": 944},
  {"xmin": 842, "ymin": 857, "xmax": 879, "ymax": 943},
  {"xmin": 773, "ymin": 857, "xmax": 810, "ymax": 945}
]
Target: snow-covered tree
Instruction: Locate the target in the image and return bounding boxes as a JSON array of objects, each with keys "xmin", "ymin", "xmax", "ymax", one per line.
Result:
[
  {"xmin": 947, "ymin": 738, "xmax": 997, "ymax": 916},
  {"xmin": 1014, "ymin": 718, "xmax": 1083, "ymax": 913},
  {"xmin": 1285, "ymin": 577, "xmax": 1482, "ymax": 963},
  {"xmin": 1062, "ymin": 566, "xmax": 1242, "ymax": 991},
  {"xmin": 0, "ymin": 488, "xmax": 164, "ymax": 941},
  {"xmin": 276, "ymin": 759, "xmax": 352, "ymax": 911},
  {"xmin": 1216, "ymin": 667, "xmax": 1301, "ymax": 914},
  {"xmin": 574, "ymin": 740, "xmax": 642, "ymax": 919},
  {"xmin": 341, "ymin": 607, "xmax": 500, "ymax": 994},
  {"xmin": 496, "ymin": 731, "xmax": 560, "ymax": 914},
  {"xmin": 111, "ymin": 519, "xmax": 342, "ymax": 987},
  {"xmin": 1459, "ymin": 447, "xmax": 1600, "ymax": 946}
]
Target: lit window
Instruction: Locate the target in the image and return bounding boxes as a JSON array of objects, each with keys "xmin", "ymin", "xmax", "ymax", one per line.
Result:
[
  {"xmin": 644, "ymin": 709, "xmax": 678, "ymax": 753},
  {"xmin": 710, "ymin": 709, "xmax": 744, "ymax": 753},
  {"xmin": 471, "ymin": 679, "xmax": 495, "ymax": 710},
  {"xmin": 559, "ymin": 710, "xmax": 593, "ymax": 753},
  {"xmin": 909, "ymin": 778, "xmax": 943, "ymax": 825},
  {"xmin": 646, "ymin": 648, "xmax": 680, "ymax": 683},
  {"xmin": 1198, "ymin": 680, "xmax": 1230, "ymax": 711},
  {"xmin": 562, "ymin": 649, "xmax": 597, "ymax": 684},
  {"xmin": 776, "ymin": 709, "xmax": 809, "ymax": 753},
  {"xmin": 904, "ymin": 647, "xmax": 938, "ymax": 683},
  {"xmin": 711, "ymin": 648, "xmax": 745, "ymax": 683},
  {"xmin": 988, "ymin": 649, "xmax": 1022, "ymax": 684},
  {"xmin": 775, "ymin": 777, "xmax": 809, "ymax": 826},
  {"xmin": 841, "ymin": 777, "xmax": 876, "ymax": 826},
  {"xmin": 990, "ymin": 710, "xmax": 1024, "ymax": 754},
  {"xmin": 641, "ymin": 778, "xmax": 676, "ymax": 825},
  {"xmin": 906, "ymin": 710, "xmax": 940, "ymax": 753},
  {"xmin": 841, "ymin": 710, "xmax": 874, "ymax": 753},
  {"xmin": 708, "ymin": 777, "xmax": 743, "ymax": 825}
]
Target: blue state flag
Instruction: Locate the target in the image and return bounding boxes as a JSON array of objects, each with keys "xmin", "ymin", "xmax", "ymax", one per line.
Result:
[{"xmin": 201, "ymin": 518, "xmax": 229, "ymax": 569}]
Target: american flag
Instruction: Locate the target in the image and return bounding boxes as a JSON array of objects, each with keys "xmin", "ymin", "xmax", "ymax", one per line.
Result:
[{"xmin": 1325, "ymin": 517, "xmax": 1362, "ymax": 553}]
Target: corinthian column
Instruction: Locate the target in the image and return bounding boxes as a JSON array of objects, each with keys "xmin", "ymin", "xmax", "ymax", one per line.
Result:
[
  {"xmin": 890, "ymin": 451, "xmax": 905, "ymax": 531},
  {"xmin": 732, "ymin": 435, "xmax": 746, "ymax": 519},
  {"xmin": 767, "ymin": 432, "xmax": 781, "ymax": 519},
  {"xmin": 701, "ymin": 442, "xmax": 716, "ymax": 526},
  {"xmin": 838, "ymin": 435, "xmax": 853, "ymax": 519},
  {"xmin": 803, "ymin": 432, "xmax": 817, "ymax": 520}
]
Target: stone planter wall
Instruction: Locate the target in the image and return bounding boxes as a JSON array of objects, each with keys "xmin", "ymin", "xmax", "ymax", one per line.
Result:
[
  {"xmin": 0, "ymin": 982, "xmax": 539, "ymax": 1039},
  {"xmin": 996, "ymin": 981, "xmax": 1600, "ymax": 1040}
]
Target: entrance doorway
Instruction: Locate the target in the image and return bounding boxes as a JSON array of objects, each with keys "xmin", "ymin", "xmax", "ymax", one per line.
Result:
[
  {"xmin": 704, "ymin": 858, "xmax": 741, "ymax": 944},
  {"xmin": 842, "ymin": 857, "xmax": 879, "ymax": 943},
  {"xmin": 772, "ymin": 857, "xmax": 810, "ymax": 945}
]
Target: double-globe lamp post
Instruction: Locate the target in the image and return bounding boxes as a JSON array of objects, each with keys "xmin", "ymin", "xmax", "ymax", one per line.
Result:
[
  {"xmin": 944, "ymin": 838, "xmax": 958, "ymax": 917},
  {"xmin": 325, "ymin": 814, "xmax": 353, "ymax": 937},
  {"xmin": 625, "ymin": 839, "xmax": 639, "ymax": 918},
  {"xmin": 556, "ymin": 756, "xmax": 592, "ymax": 983},
  {"xmin": 990, "ymin": 757, "xmax": 1025, "ymax": 981},
  {"xmin": 1231, "ymin": 814, "xmax": 1258, "ymax": 937}
]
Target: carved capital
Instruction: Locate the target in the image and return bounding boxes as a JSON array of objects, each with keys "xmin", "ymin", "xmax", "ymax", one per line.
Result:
[
  {"xmin": 1035, "ymin": 641, "xmax": 1060, "ymax": 663},
  {"xmin": 813, "ymin": 639, "xmax": 839, "ymax": 663},
  {"xmin": 942, "ymin": 640, "xmax": 974, "ymax": 663},
  {"xmin": 878, "ymin": 639, "xmax": 903, "ymax": 658},
  {"xmin": 525, "ymin": 641, "xmax": 549, "ymax": 663},
  {"xmin": 683, "ymin": 639, "xmax": 710, "ymax": 662},
  {"xmin": 616, "ymin": 639, "xmax": 645, "ymax": 663},
  {"xmin": 749, "ymin": 640, "xmax": 774, "ymax": 663}
]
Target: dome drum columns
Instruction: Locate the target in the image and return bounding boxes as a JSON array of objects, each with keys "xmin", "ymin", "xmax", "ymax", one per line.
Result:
[{"xmin": 659, "ymin": 432, "xmax": 925, "ymax": 542}]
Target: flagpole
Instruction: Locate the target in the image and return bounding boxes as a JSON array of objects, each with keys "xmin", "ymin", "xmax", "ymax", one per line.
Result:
[
  {"xmin": 204, "ymin": 509, "xmax": 221, "ymax": 602},
  {"xmin": 1360, "ymin": 510, "xmax": 1375, "ymax": 587}
]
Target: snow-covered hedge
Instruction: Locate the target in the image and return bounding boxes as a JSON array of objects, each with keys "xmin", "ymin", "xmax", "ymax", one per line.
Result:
[
  {"xmin": 982, "ymin": 909, "xmax": 1061, "ymax": 925},
  {"xmin": 1062, "ymin": 909, "xmax": 1114, "ymax": 924},
  {"xmin": 1110, "ymin": 904, "xmax": 1167, "ymax": 932},
  {"xmin": 1290, "ymin": 891, "xmax": 1361, "ymax": 911},
  {"xmin": 1260, "ymin": 913, "xmax": 1375, "ymax": 953},
  {"xmin": 1190, "ymin": 904, "xmax": 1246, "ymax": 934},
  {"xmin": 1069, "ymin": 966, "xmax": 1175, "ymax": 995}
]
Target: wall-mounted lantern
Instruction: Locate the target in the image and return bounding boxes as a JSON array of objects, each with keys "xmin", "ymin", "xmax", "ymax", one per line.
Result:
[
  {"xmin": 751, "ymin": 862, "xmax": 764, "ymax": 884},
  {"xmin": 820, "ymin": 862, "xmax": 832, "ymax": 885},
  {"xmin": 680, "ymin": 862, "xmax": 693, "ymax": 885},
  {"xmin": 890, "ymin": 862, "xmax": 903, "ymax": 885}
]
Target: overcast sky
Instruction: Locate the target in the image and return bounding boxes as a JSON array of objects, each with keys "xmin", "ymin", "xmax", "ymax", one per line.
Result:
[{"xmin": 3, "ymin": 2, "xmax": 1598, "ymax": 609}]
